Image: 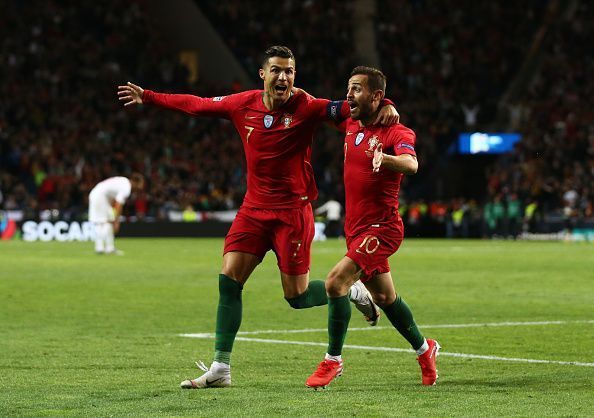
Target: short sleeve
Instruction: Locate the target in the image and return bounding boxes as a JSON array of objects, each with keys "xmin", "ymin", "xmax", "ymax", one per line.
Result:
[{"xmin": 393, "ymin": 126, "xmax": 417, "ymax": 157}]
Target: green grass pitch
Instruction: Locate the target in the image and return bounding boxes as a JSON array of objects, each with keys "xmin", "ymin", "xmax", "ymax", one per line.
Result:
[{"xmin": 1, "ymin": 238, "xmax": 593, "ymax": 416}]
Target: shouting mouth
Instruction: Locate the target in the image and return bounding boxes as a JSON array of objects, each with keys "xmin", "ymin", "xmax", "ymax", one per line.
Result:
[{"xmin": 274, "ymin": 84, "xmax": 288, "ymax": 94}]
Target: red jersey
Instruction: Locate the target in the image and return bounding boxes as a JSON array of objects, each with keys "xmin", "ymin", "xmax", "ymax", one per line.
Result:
[
  {"xmin": 341, "ymin": 119, "xmax": 417, "ymax": 237},
  {"xmin": 143, "ymin": 89, "xmax": 349, "ymax": 209}
]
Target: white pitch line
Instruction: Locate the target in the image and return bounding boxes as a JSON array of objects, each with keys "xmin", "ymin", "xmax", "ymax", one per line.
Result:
[
  {"xmin": 179, "ymin": 335, "xmax": 594, "ymax": 368},
  {"xmin": 180, "ymin": 319, "xmax": 594, "ymax": 337}
]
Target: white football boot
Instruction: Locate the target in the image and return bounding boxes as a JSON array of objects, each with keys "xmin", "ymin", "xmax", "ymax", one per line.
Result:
[
  {"xmin": 180, "ymin": 360, "xmax": 231, "ymax": 389},
  {"xmin": 349, "ymin": 280, "xmax": 380, "ymax": 326}
]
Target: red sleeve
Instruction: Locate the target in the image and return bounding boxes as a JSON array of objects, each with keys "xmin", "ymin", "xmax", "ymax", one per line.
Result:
[
  {"xmin": 380, "ymin": 98, "xmax": 395, "ymax": 108},
  {"xmin": 393, "ymin": 126, "xmax": 417, "ymax": 157},
  {"xmin": 304, "ymin": 96, "xmax": 395, "ymax": 121},
  {"xmin": 142, "ymin": 90, "xmax": 235, "ymax": 119},
  {"xmin": 335, "ymin": 119, "xmax": 347, "ymax": 133},
  {"xmin": 304, "ymin": 95, "xmax": 349, "ymax": 123}
]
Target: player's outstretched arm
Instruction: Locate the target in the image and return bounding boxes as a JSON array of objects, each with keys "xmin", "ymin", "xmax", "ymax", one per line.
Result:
[
  {"xmin": 373, "ymin": 144, "xmax": 418, "ymax": 174},
  {"xmin": 117, "ymin": 81, "xmax": 233, "ymax": 118},
  {"xmin": 118, "ymin": 82, "xmax": 144, "ymax": 106}
]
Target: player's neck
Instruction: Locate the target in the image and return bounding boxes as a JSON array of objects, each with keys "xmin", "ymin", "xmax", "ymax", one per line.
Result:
[
  {"xmin": 359, "ymin": 111, "xmax": 379, "ymax": 127},
  {"xmin": 262, "ymin": 91, "xmax": 291, "ymax": 111}
]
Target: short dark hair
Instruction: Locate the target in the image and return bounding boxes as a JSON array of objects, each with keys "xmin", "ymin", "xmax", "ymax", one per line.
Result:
[
  {"xmin": 262, "ymin": 45, "xmax": 295, "ymax": 68},
  {"xmin": 350, "ymin": 66, "xmax": 386, "ymax": 93},
  {"xmin": 130, "ymin": 172, "xmax": 144, "ymax": 188}
]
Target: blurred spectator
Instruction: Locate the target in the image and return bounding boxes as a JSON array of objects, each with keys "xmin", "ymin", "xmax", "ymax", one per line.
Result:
[
  {"xmin": 315, "ymin": 198, "xmax": 343, "ymax": 238},
  {"xmin": 445, "ymin": 198, "xmax": 469, "ymax": 239}
]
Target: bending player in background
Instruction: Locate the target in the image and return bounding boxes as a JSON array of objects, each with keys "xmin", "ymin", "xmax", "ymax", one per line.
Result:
[
  {"xmin": 88, "ymin": 174, "xmax": 144, "ymax": 255},
  {"xmin": 118, "ymin": 46, "xmax": 400, "ymax": 389},
  {"xmin": 306, "ymin": 66, "xmax": 440, "ymax": 389}
]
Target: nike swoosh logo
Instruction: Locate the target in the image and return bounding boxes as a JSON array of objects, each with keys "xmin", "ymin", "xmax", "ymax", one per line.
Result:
[
  {"xmin": 245, "ymin": 115, "xmax": 259, "ymax": 119},
  {"xmin": 429, "ymin": 346, "xmax": 437, "ymax": 359},
  {"xmin": 346, "ymin": 131, "xmax": 354, "ymax": 135},
  {"xmin": 205, "ymin": 377, "xmax": 224, "ymax": 386}
]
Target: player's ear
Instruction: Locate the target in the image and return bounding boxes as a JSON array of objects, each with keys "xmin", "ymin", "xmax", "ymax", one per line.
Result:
[
  {"xmin": 259, "ymin": 68, "xmax": 265, "ymax": 80},
  {"xmin": 373, "ymin": 90, "xmax": 384, "ymax": 102}
]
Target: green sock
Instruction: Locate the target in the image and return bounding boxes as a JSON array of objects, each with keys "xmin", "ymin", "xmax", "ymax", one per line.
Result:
[
  {"xmin": 382, "ymin": 295, "xmax": 425, "ymax": 350},
  {"xmin": 285, "ymin": 280, "xmax": 328, "ymax": 308},
  {"xmin": 214, "ymin": 274, "xmax": 243, "ymax": 365},
  {"xmin": 327, "ymin": 295, "xmax": 351, "ymax": 356}
]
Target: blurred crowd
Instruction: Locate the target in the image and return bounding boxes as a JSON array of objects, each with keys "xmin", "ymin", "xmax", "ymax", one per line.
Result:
[
  {"xmin": 0, "ymin": 1, "xmax": 246, "ymax": 221},
  {"xmin": 487, "ymin": 0, "xmax": 594, "ymax": 233},
  {"xmin": 1, "ymin": 1, "xmax": 592, "ymax": 234}
]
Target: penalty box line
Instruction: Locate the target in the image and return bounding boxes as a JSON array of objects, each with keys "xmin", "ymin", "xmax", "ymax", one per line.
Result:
[{"xmin": 179, "ymin": 319, "xmax": 594, "ymax": 368}]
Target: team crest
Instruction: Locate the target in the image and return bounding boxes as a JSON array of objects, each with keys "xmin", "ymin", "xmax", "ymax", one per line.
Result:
[
  {"xmin": 283, "ymin": 114, "xmax": 293, "ymax": 128},
  {"xmin": 365, "ymin": 135, "xmax": 380, "ymax": 157},
  {"xmin": 264, "ymin": 114, "xmax": 274, "ymax": 128},
  {"xmin": 355, "ymin": 132, "xmax": 365, "ymax": 146}
]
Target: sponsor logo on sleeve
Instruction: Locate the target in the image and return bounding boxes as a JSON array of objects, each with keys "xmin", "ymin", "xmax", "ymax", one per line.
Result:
[
  {"xmin": 264, "ymin": 114, "xmax": 274, "ymax": 128},
  {"xmin": 398, "ymin": 143, "xmax": 415, "ymax": 152},
  {"xmin": 213, "ymin": 96, "xmax": 226, "ymax": 102}
]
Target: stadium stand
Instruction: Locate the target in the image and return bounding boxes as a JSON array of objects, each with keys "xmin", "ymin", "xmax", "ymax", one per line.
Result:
[
  {"xmin": 487, "ymin": 0, "xmax": 594, "ymax": 234},
  {"xmin": 0, "ymin": 0, "xmax": 592, "ymax": 237}
]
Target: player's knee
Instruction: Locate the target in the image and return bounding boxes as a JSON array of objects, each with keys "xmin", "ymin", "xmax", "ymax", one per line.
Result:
[
  {"xmin": 373, "ymin": 291, "xmax": 395, "ymax": 307},
  {"xmin": 325, "ymin": 270, "xmax": 350, "ymax": 297}
]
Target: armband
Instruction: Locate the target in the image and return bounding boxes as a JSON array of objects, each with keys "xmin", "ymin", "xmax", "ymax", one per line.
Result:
[{"xmin": 327, "ymin": 100, "xmax": 344, "ymax": 122}]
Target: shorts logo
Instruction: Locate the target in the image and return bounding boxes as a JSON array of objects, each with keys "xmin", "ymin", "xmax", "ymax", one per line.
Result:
[
  {"xmin": 264, "ymin": 114, "xmax": 274, "ymax": 128},
  {"xmin": 291, "ymin": 240, "xmax": 303, "ymax": 259},
  {"xmin": 213, "ymin": 96, "xmax": 225, "ymax": 102},
  {"xmin": 283, "ymin": 114, "xmax": 293, "ymax": 128},
  {"xmin": 355, "ymin": 132, "xmax": 365, "ymax": 146},
  {"xmin": 355, "ymin": 235, "xmax": 380, "ymax": 254}
]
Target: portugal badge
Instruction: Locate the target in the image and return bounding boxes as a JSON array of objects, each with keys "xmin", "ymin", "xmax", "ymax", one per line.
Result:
[
  {"xmin": 365, "ymin": 135, "xmax": 380, "ymax": 157},
  {"xmin": 283, "ymin": 114, "xmax": 293, "ymax": 128}
]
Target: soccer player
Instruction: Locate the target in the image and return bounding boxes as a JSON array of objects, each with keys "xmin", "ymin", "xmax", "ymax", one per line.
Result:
[
  {"xmin": 117, "ymin": 46, "xmax": 399, "ymax": 389},
  {"xmin": 88, "ymin": 174, "xmax": 144, "ymax": 255},
  {"xmin": 305, "ymin": 66, "xmax": 440, "ymax": 389}
]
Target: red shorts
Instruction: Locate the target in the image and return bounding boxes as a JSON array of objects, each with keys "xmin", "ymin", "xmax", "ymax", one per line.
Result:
[
  {"xmin": 346, "ymin": 222, "xmax": 404, "ymax": 282},
  {"xmin": 224, "ymin": 205, "xmax": 314, "ymax": 275}
]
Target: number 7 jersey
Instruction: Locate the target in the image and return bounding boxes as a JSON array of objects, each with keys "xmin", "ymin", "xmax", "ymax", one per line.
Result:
[{"xmin": 143, "ymin": 89, "xmax": 349, "ymax": 209}]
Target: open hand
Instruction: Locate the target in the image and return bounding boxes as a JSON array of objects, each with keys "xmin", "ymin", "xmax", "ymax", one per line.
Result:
[
  {"xmin": 117, "ymin": 82, "xmax": 144, "ymax": 106},
  {"xmin": 373, "ymin": 143, "xmax": 383, "ymax": 173},
  {"xmin": 374, "ymin": 105, "xmax": 400, "ymax": 125}
]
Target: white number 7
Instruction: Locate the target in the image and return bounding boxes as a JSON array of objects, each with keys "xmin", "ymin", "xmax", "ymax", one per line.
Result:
[{"xmin": 245, "ymin": 126, "xmax": 254, "ymax": 142}]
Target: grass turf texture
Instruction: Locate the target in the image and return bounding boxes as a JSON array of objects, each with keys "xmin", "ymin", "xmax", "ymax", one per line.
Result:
[{"xmin": 1, "ymin": 238, "xmax": 592, "ymax": 416}]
